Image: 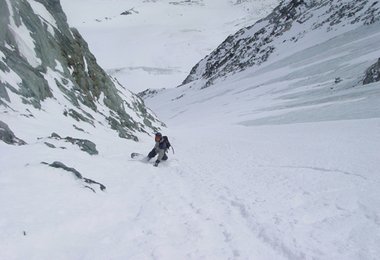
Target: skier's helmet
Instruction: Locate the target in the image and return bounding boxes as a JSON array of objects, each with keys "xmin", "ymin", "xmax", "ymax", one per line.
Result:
[{"xmin": 155, "ymin": 132, "xmax": 162, "ymax": 141}]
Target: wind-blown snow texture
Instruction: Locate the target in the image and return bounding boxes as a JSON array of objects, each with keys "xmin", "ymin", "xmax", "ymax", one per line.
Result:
[{"xmin": 1, "ymin": 0, "xmax": 380, "ymax": 259}]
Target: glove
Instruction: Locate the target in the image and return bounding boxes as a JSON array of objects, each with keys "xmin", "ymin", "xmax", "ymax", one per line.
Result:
[{"xmin": 154, "ymin": 160, "xmax": 160, "ymax": 167}]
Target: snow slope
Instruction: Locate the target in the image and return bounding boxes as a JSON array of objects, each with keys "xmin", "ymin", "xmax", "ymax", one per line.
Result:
[
  {"xmin": 145, "ymin": 23, "xmax": 380, "ymax": 126},
  {"xmin": 2, "ymin": 0, "xmax": 380, "ymax": 259},
  {"xmin": 141, "ymin": 0, "xmax": 380, "ymax": 258},
  {"xmin": 2, "ymin": 112, "xmax": 379, "ymax": 259},
  {"xmin": 60, "ymin": 0, "xmax": 280, "ymax": 92}
]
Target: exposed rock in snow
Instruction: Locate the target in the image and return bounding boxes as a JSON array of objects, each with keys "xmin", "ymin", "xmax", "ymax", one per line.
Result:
[
  {"xmin": 120, "ymin": 8, "xmax": 139, "ymax": 15},
  {"xmin": 43, "ymin": 161, "xmax": 106, "ymax": 192},
  {"xmin": 49, "ymin": 132, "xmax": 98, "ymax": 155},
  {"xmin": 0, "ymin": 120, "xmax": 26, "ymax": 145},
  {"xmin": 138, "ymin": 88, "xmax": 166, "ymax": 99},
  {"xmin": 182, "ymin": 0, "xmax": 380, "ymax": 88},
  {"xmin": 363, "ymin": 58, "xmax": 380, "ymax": 85},
  {"xmin": 0, "ymin": 0, "xmax": 163, "ymax": 141}
]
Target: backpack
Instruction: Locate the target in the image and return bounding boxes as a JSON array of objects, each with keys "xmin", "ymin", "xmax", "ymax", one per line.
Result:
[
  {"xmin": 163, "ymin": 136, "xmax": 175, "ymax": 154},
  {"xmin": 163, "ymin": 136, "xmax": 171, "ymax": 149}
]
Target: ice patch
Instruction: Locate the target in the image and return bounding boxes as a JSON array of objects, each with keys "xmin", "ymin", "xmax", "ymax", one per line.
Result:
[
  {"xmin": 54, "ymin": 59, "xmax": 64, "ymax": 73},
  {"xmin": 83, "ymin": 57, "xmax": 88, "ymax": 73},
  {"xmin": 5, "ymin": 0, "xmax": 41, "ymax": 68},
  {"xmin": 0, "ymin": 67, "xmax": 22, "ymax": 92},
  {"xmin": 29, "ymin": 0, "xmax": 58, "ymax": 35}
]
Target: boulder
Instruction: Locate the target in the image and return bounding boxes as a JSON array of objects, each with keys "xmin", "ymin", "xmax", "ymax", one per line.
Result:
[{"xmin": 0, "ymin": 121, "xmax": 26, "ymax": 145}]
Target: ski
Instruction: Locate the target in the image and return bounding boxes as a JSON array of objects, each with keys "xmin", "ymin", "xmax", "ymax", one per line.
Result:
[{"xmin": 131, "ymin": 152, "xmax": 144, "ymax": 159}]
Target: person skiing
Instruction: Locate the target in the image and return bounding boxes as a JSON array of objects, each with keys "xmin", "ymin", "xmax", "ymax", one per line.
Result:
[{"xmin": 148, "ymin": 132, "xmax": 169, "ymax": 167}]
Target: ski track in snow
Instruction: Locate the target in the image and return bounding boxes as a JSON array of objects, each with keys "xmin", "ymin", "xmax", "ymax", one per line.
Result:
[
  {"xmin": 156, "ymin": 121, "xmax": 379, "ymax": 259},
  {"xmin": 1, "ymin": 116, "xmax": 380, "ymax": 259},
  {"xmin": 82, "ymin": 119, "xmax": 377, "ymax": 260},
  {"xmin": 2, "ymin": 0, "xmax": 380, "ymax": 258},
  {"xmin": 256, "ymin": 165, "xmax": 368, "ymax": 180}
]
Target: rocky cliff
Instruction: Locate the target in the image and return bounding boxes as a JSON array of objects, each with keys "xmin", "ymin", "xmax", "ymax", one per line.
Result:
[
  {"xmin": 182, "ymin": 0, "xmax": 380, "ymax": 88},
  {"xmin": 0, "ymin": 0, "xmax": 163, "ymax": 143}
]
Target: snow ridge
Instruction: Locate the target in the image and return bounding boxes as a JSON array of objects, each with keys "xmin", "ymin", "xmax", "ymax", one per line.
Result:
[{"xmin": 182, "ymin": 0, "xmax": 380, "ymax": 88}]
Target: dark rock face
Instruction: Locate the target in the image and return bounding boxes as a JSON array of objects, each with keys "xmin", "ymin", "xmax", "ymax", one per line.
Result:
[
  {"xmin": 44, "ymin": 142, "xmax": 56, "ymax": 148},
  {"xmin": 49, "ymin": 133, "xmax": 99, "ymax": 155},
  {"xmin": 121, "ymin": 8, "xmax": 139, "ymax": 15},
  {"xmin": 43, "ymin": 161, "xmax": 106, "ymax": 192},
  {"xmin": 138, "ymin": 88, "xmax": 166, "ymax": 100},
  {"xmin": 182, "ymin": 0, "xmax": 380, "ymax": 88},
  {"xmin": 0, "ymin": 0, "xmax": 163, "ymax": 140},
  {"xmin": 0, "ymin": 120, "xmax": 26, "ymax": 145},
  {"xmin": 363, "ymin": 58, "xmax": 380, "ymax": 85}
]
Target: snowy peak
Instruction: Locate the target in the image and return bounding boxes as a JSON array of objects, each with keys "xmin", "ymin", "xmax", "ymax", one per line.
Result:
[
  {"xmin": 182, "ymin": 0, "xmax": 380, "ymax": 87},
  {"xmin": 0, "ymin": 0, "xmax": 163, "ymax": 142}
]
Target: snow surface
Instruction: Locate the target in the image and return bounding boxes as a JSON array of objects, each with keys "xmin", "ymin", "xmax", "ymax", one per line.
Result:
[
  {"xmin": 60, "ymin": 0, "xmax": 280, "ymax": 93},
  {"xmin": 1, "ymin": 1, "xmax": 380, "ymax": 259},
  {"xmin": 5, "ymin": 0, "xmax": 42, "ymax": 68},
  {"xmin": 1, "ymin": 116, "xmax": 380, "ymax": 259},
  {"xmin": 29, "ymin": 0, "xmax": 59, "ymax": 35}
]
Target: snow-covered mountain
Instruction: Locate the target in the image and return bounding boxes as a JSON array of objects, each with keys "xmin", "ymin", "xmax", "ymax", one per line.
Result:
[
  {"xmin": 2, "ymin": 0, "xmax": 380, "ymax": 259},
  {"xmin": 0, "ymin": 0, "xmax": 164, "ymax": 195},
  {"xmin": 137, "ymin": 2, "xmax": 380, "ymax": 257},
  {"xmin": 181, "ymin": 0, "xmax": 380, "ymax": 87},
  {"xmin": 60, "ymin": 0, "xmax": 280, "ymax": 92},
  {"xmin": 144, "ymin": 0, "xmax": 380, "ymax": 126},
  {"xmin": 0, "ymin": 0, "xmax": 163, "ymax": 143}
]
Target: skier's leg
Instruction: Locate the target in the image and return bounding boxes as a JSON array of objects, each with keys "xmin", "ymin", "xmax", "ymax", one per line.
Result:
[
  {"xmin": 148, "ymin": 149, "xmax": 157, "ymax": 160},
  {"xmin": 154, "ymin": 149, "xmax": 166, "ymax": 166},
  {"xmin": 157, "ymin": 149, "xmax": 166, "ymax": 161}
]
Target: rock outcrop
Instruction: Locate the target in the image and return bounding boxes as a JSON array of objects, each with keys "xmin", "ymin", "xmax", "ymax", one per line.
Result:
[
  {"xmin": 49, "ymin": 132, "xmax": 98, "ymax": 155},
  {"xmin": 0, "ymin": 0, "xmax": 163, "ymax": 142},
  {"xmin": 42, "ymin": 161, "xmax": 106, "ymax": 192},
  {"xmin": 0, "ymin": 120, "xmax": 26, "ymax": 145},
  {"xmin": 182, "ymin": 0, "xmax": 380, "ymax": 88},
  {"xmin": 363, "ymin": 58, "xmax": 380, "ymax": 85}
]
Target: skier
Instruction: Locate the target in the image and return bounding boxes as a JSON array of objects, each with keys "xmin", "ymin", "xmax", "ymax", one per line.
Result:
[{"xmin": 148, "ymin": 132, "xmax": 169, "ymax": 167}]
